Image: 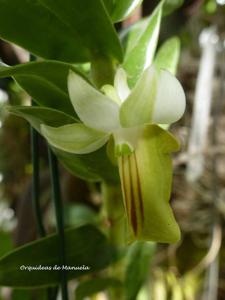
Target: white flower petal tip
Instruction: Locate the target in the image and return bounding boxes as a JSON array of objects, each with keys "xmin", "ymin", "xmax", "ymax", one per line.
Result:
[
  {"xmin": 68, "ymin": 70, "xmax": 120, "ymax": 133},
  {"xmin": 114, "ymin": 68, "xmax": 131, "ymax": 102},
  {"xmin": 152, "ymin": 70, "xmax": 186, "ymax": 124},
  {"xmin": 41, "ymin": 123, "xmax": 109, "ymax": 154}
]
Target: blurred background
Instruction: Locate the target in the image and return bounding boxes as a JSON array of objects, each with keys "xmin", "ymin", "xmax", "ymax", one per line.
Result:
[{"xmin": 0, "ymin": 0, "xmax": 225, "ymax": 299}]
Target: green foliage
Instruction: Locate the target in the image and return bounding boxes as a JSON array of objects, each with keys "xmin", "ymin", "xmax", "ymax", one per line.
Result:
[
  {"xmin": 123, "ymin": 1, "xmax": 163, "ymax": 87},
  {"xmin": 64, "ymin": 204, "xmax": 98, "ymax": 227},
  {"xmin": 8, "ymin": 106, "xmax": 77, "ymax": 131},
  {"xmin": 0, "ymin": 1, "xmax": 186, "ymax": 297},
  {"xmin": 0, "ymin": 0, "xmax": 122, "ymax": 63},
  {"xmin": 0, "ymin": 225, "xmax": 117, "ymax": 288},
  {"xmin": 154, "ymin": 36, "xmax": 181, "ymax": 75},
  {"xmin": 111, "ymin": 0, "xmax": 143, "ymax": 23},
  {"xmin": 8, "ymin": 106, "xmax": 119, "ymax": 183},
  {"xmin": 163, "ymin": 0, "xmax": 184, "ymax": 16},
  {"xmin": 0, "ymin": 61, "xmax": 81, "ymax": 116},
  {"xmin": 54, "ymin": 145, "xmax": 119, "ymax": 183},
  {"xmin": 75, "ymin": 278, "xmax": 122, "ymax": 300},
  {"xmin": 0, "ymin": 231, "xmax": 13, "ymax": 257},
  {"xmin": 125, "ymin": 242, "xmax": 156, "ymax": 300}
]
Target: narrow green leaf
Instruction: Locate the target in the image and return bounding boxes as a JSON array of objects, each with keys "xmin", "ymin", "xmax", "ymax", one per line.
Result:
[
  {"xmin": 0, "ymin": 225, "xmax": 117, "ymax": 288},
  {"xmin": 0, "ymin": 61, "xmax": 81, "ymax": 116},
  {"xmin": 121, "ymin": 18, "xmax": 149, "ymax": 57},
  {"xmin": 154, "ymin": 37, "xmax": 181, "ymax": 75},
  {"xmin": 0, "ymin": 0, "xmax": 123, "ymax": 62},
  {"xmin": 123, "ymin": 1, "xmax": 163, "ymax": 87},
  {"xmin": 125, "ymin": 242, "xmax": 155, "ymax": 300},
  {"xmin": 41, "ymin": 123, "xmax": 109, "ymax": 154},
  {"xmin": 7, "ymin": 106, "xmax": 77, "ymax": 132},
  {"xmin": 54, "ymin": 146, "xmax": 120, "ymax": 184},
  {"xmin": 111, "ymin": 0, "xmax": 143, "ymax": 23},
  {"xmin": 75, "ymin": 278, "xmax": 121, "ymax": 300},
  {"xmin": 163, "ymin": 0, "xmax": 184, "ymax": 16}
]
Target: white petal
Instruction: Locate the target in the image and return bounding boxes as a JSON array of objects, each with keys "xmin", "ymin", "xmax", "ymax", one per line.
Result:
[
  {"xmin": 114, "ymin": 68, "xmax": 131, "ymax": 102},
  {"xmin": 68, "ymin": 70, "xmax": 120, "ymax": 132},
  {"xmin": 120, "ymin": 65, "xmax": 157, "ymax": 127},
  {"xmin": 41, "ymin": 123, "xmax": 109, "ymax": 154},
  {"xmin": 152, "ymin": 70, "xmax": 186, "ymax": 124}
]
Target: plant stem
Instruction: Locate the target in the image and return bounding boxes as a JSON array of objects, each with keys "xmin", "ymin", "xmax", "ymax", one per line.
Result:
[
  {"xmin": 91, "ymin": 55, "xmax": 126, "ymax": 299},
  {"xmin": 102, "ymin": 183, "xmax": 126, "ymax": 300},
  {"xmin": 91, "ymin": 56, "xmax": 115, "ymax": 88},
  {"xmin": 30, "ymin": 54, "xmax": 58, "ymax": 300},
  {"xmin": 29, "ymin": 54, "xmax": 46, "ymax": 237},
  {"xmin": 48, "ymin": 147, "xmax": 68, "ymax": 300},
  {"xmin": 30, "ymin": 117, "xmax": 46, "ymax": 236}
]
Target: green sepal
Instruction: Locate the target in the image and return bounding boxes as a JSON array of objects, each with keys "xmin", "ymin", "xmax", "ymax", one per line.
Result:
[{"xmin": 41, "ymin": 123, "xmax": 109, "ymax": 154}]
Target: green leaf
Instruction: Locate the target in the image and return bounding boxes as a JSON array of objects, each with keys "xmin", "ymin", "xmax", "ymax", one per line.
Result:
[
  {"xmin": 0, "ymin": 0, "xmax": 122, "ymax": 63},
  {"xmin": 0, "ymin": 225, "xmax": 117, "ymax": 288},
  {"xmin": 163, "ymin": 0, "xmax": 184, "ymax": 16},
  {"xmin": 41, "ymin": 123, "xmax": 109, "ymax": 154},
  {"xmin": 7, "ymin": 106, "xmax": 77, "ymax": 132},
  {"xmin": 0, "ymin": 232, "xmax": 13, "ymax": 257},
  {"xmin": 154, "ymin": 37, "xmax": 181, "ymax": 75},
  {"xmin": 64, "ymin": 204, "xmax": 97, "ymax": 227},
  {"xmin": 38, "ymin": 0, "xmax": 123, "ymax": 62},
  {"xmin": 75, "ymin": 278, "xmax": 121, "ymax": 300},
  {"xmin": 0, "ymin": 61, "xmax": 81, "ymax": 116},
  {"xmin": 121, "ymin": 18, "xmax": 149, "ymax": 57},
  {"xmin": 54, "ymin": 145, "xmax": 119, "ymax": 184},
  {"xmin": 123, "ymin": 1, "xmax": 163, "ymax": 87},
  {"xmin": 102, "ymin": 0, "xmax": 114, "ymax": 14},
  {"xmin": 111, "ymin": 0, "xmax": 143, "ymax": 23},
  {"xmin": 125, "ymin": 242, "xmax": 155, "ymax": 300},
  {"xmin": 8, "ymin": 105, "xmax": 119, "ymax": 183}
]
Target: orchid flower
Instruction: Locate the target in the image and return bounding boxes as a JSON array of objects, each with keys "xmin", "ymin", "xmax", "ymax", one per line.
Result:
[{"xmin": 41, "ymin": 65, "xmax": 186, "ymax": 243}]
